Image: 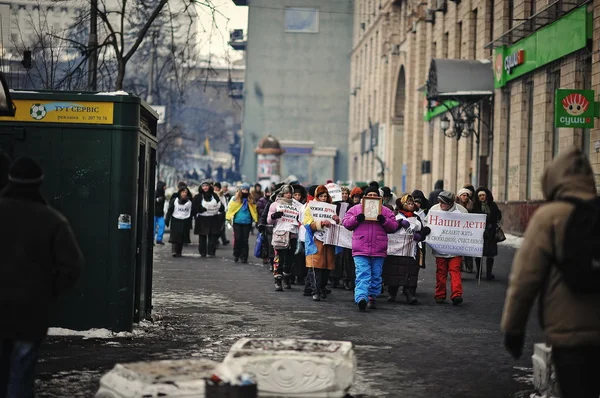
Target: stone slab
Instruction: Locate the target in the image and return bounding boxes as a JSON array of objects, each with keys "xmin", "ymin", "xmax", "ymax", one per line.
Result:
[
  {"xmin": 223, "ymin": 338, "xmax": 356, "ymax": 398},
  {"xmin": 94, "ymin": 359, "xmax": 220, "ymax": 398}
]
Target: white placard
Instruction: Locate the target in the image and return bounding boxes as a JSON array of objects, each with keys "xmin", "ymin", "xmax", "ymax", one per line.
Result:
[
  {"xmin": 338, "ymin": 202, "xmax": 349, "ymax": 221},
  {"xmin": 323, "ymin": 224, "xmax": 353, "ymax": 248},
  {"xmin": 425, "ymin": 211, "xmax": 486, "ymax": 257},
  {"xmin": 326, "ymin": 183, "xmax": 342, "ymax": 202},
  {"xmin": 387, "ymin": 228, "xmax": 417, "ymax": 258},
  {"xmin": 275, "ymin": 201, "xmax": 300, "ymax": 232},
  {"xmin": 309, "ymin": 201, "xmax": 338, "ymax": 222},
  {"xmin": 203, "ymin": 198, "xmax": 220, "ymax": 216}
]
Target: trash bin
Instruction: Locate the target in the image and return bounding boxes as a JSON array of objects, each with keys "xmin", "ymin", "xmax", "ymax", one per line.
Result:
[{"xmin": 0, "ymin": 90, "xmax": 158, "ymax": 332}]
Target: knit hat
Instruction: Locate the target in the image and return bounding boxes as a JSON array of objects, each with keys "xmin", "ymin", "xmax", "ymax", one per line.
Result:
[
  {"xmin": 278, "ymin": 184, "xmax": 294, "ymax": 196},
  {"xmin": 201, "ymin": 180, "xmax": 211, "ymax": 187},
  {"xmin": 350, "ymin": 187, "xmax": 363, "ymax": 197},
  {"xmin": 381, "ymin": 186, "xmax": 391, "ymax": 198},
  {"xmin": 457, "ymin": 188, "xmax": 471, "ymax": 198},
  {"xmin": 8, "ymin": 157, "xmax": 44, "ymax": 185},
  {"xmin": 368, "ymin": 181, "xmax": 380, "ymax": 190},
  {"xmin": 240, "ymin": 182, "xmax": 250, "ymax": 190},
  {"xmin": 364, "ymin": 185, "xmax": 380, "ymax": 197},
  {"xmin": 400, "ymin": 194, "xmax": 413, "ymax": 206},
  {"xmin": 214, "ymin": 182, "xmax": 222, "ymax": 189},
  {"xmin": 437, "ymin": 190, "xmax": 455, "ymax": 204}
]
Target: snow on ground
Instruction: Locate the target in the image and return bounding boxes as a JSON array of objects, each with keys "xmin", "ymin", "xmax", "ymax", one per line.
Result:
[
  {"xmin": 47, "ymin": 320, "xmax": 158, "ymax": 339},
  {"xmin": 499, "ymin": 233, "xmax": 524, "ymax": 249}
]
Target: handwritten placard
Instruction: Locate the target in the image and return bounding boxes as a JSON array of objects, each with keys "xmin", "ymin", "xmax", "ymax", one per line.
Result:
[
  {"xmin": 326, "ymin": 183, "xmax": 343, "ymax": 202},
  {"xmin": 309, "ymin": 201, "xmax": 338, "ymax": 222}
]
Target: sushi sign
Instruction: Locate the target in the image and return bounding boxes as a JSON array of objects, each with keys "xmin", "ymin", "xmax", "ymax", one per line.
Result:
[{"xmin": 554, "ymin": 89, "xmax": 595, "ymax": 129}]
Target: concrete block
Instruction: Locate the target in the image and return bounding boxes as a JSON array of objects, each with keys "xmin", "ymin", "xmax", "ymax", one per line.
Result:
[
  {"xmin": 532, "ymin": 343, "xmax": 560, "ymax": 398},
  {"xmin": 223, "ymin": 338, "xmax": 356, "ymax": 398},
  {"xmin": 94, "ymin": 359, "xmax": 220, "ymax": 398}
]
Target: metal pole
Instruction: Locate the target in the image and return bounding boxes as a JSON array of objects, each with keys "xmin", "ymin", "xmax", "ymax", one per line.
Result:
[{"xmin": 88, "ymin": 0, "xmax": 98, "ymax": 91}]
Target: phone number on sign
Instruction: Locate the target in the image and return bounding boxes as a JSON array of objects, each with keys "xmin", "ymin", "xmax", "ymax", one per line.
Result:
[{"xmin": 85, "ymin": 115, "xmax": 108, "ymax": 121}]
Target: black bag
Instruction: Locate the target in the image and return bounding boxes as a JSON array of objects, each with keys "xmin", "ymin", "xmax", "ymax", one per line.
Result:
[{"xmin": 557, "ymin": 197, "xmax": 600, "ymax": 294}]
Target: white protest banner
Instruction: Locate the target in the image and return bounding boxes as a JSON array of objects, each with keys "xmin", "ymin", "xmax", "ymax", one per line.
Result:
[
  {"xmin": 387, "ymin": 217, "xmax": 418, "ymax": 257},
  {"xmin": 275, "ymin": 200, "xmax": 300, "ymax": 232},
  {"xmin": 425, "ymin": 211, "xmax": 486, "ymax": 257},
  {"xmin": 309, "ymin": 201, "xmax": 338, "ymax": 222},
  {"xmin": 338, "ymin": 202, "xmax": 349, "ymax": 221},
  {"xmin": 326, "ymin": 183, "xmax": 343, "ymax": 202},
  {"xmin": 322, "ymin": 223, "xmax": 353, "ymax": 248}
]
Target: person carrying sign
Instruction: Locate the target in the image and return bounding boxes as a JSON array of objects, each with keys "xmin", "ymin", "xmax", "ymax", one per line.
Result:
[
  {"xmin": 304, "ymin": 185, "xmax": 340, "ymax": 301},
  {"xmin": 192, "ymin": 181, "xmax": 225, "ymax": 258},
  {"xmin": 383, "ymin": 194, "xmax": 430, "ymax": 304},
  {"xmin": 343, "ymin": 185, "xmax": 397, "ymax": 311},
  {"xmin": 268, "ymin": 185, "xmax": 300, "ymax": 291},
  {"xmin": 426, "ymin": 191, "xmax": 468, "ymax": 305}
]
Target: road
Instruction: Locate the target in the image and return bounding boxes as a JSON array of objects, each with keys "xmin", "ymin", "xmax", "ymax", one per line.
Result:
[{"xmin": 37, "ymin": 234, "xmax": 542, "ymax": 397}]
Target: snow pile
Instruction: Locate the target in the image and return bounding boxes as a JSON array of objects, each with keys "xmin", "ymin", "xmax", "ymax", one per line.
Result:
[
  {"xmin": 48, "ymin": 320, "xmax": 155, "ymax": 339},
  {"xmin": 499, "ymin": 233, "xmax": 524, "ymax": 249},
  {"xmin": 94, "ymin": 90, "xmax": 129, "ymax": 96}
]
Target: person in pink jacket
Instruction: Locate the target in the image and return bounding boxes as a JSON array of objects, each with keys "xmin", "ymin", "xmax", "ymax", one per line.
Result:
[{"xmin": 343, "ymin": 185, "xmax": 397, "ymax": 311}]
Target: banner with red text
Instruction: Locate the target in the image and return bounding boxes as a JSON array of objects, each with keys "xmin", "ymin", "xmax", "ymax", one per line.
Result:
[{"xmin": 425, "ymin": 211, "xmax": 487, "ymax": 257}]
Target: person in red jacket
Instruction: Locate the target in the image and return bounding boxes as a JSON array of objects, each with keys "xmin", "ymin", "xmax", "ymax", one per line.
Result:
[{"xmin": 343, "ymin": 185, "xmax": 397, "ymax": 311}]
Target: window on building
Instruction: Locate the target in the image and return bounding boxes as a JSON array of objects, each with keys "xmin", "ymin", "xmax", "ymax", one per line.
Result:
[
  {"xmin": 443, "ymin": 32, "xmax": 449, "ymax": 58},
  {"xmin": 471, "ymin": 9, "xmax": 478, "ymax": 58},
  {"xmin": 582, "ymin": 55, "xmax": 592, "ymax": 156},
  {"xmin": 457, "ymin": 22, "xmax": 463, "ymax": 59},
  {"xmin": 548, "ymin": 68, "xmax": 560, "ymax": 157},
  {"xmin": 525, "ymin": 79, "xmax": 534, "ymax": 199},
  {"xmin": 504, "ymin": 86, "xmax": 511, "ymax": 201},
  {"xmin": 284, "ymin": 8, "xmax": 319, "ymax": 33},
  {"xmin": 488, "ymin": 0, "xmax": 495, "ymax": 56}
]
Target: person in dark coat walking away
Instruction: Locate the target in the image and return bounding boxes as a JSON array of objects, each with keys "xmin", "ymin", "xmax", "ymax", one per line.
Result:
[
  {"xmin": 427, "ymin": 179, "xmax": 444, "ymax": 209},
  {"xmin": 154, "ymin": 181, "xmax": 167, "ymax": 245},
  {"xmin": 501, "ymin": 147, "xmax": 600, "ymax": 398},
  {"xmin": 193, "ymin": 181, "xmax": 225, "ymax": 257},
  {"xmin": 0, "ymin": 157, "xmax": 83, "ymax": 398},
  {"xmin": 166, "ymin": 187, "xmax": 193, "ymax": 257},
  {"xmin": 472, "ymin": 187, "xmax": 502, "ymax": 280}
]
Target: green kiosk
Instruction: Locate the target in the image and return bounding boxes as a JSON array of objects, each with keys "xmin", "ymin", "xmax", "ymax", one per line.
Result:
[{"xmin": 0, "ymin": 91, "xmax": 158, "ymax": 332}]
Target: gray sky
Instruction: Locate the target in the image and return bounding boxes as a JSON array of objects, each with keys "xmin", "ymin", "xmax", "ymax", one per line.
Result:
[{"xmin": 197, "ymin": 1, "xmax": 248, "ymax": 65}]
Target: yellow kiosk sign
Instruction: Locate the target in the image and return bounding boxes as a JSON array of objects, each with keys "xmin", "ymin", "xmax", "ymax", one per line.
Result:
[{"xmin": 0, "ymin": 99, "xmax": 114, "ymax": 124}]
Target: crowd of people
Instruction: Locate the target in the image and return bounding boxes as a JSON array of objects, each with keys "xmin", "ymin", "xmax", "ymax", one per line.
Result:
[{"xmin": 154, "ymin": 177, "xmax": 505, "ymax": 311}]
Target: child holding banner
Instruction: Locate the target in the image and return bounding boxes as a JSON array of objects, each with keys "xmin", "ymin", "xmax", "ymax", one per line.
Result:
[
  {"xmin": 303, "ymin": 185, "xmax": 340, "ymax": 301},
  {"xmin": 268, "ymin": 185, "xmax": 301, "ymax": 291},
  {"xmin": 343, "ymin": 185, "xmax": 397, "ymax": 311},
  {"xmin": 426, "ymin": 191, "xmax": 468, "ymax": 305},
  {"xmin": 383, "ymin": 194, "xmax": 430, "ymax": 304}
]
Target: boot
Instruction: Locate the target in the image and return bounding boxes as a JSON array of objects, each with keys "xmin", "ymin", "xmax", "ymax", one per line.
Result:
[
  {"xmin": 486, "ymin": 262, "xmax": 495, "ymax": 280},
  {"xmin": 405, "ymin": 288, "xmax": 417, "ymax": 305},
  {"xmin": 283, "ymin": 274, "xmax": 292, "ymax": 289},
  {"xmin": 274, "ymin": 277, "xmax": 283, "ymax": 291}
]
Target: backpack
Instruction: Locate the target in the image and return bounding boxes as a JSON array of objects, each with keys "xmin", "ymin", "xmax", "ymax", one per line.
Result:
[
  {"xmin": 271, "ymin": 230, "xmax": 290, "ymax": 250},
  {"xmin": 557, "ymin": 197, "xmax": 600, "ymax": 294}
]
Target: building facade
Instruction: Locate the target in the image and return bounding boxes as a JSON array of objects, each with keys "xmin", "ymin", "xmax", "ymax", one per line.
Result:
[
  {"xmin": 350, "ymin": 0, "xmax": 597, "ymax": 233},
  {"xmin": 233, "ymin": 0, "xmax": 354, "ymax": 185}
]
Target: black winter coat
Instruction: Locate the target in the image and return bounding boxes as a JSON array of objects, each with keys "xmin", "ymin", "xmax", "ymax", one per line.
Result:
[
  {"xmin": 0, "ymin": 193, "xmax": 83, "ymax": 339},
  {"xmin": 427, "ymin": 179, "xmax": 444, "ymax": 208},
  {"xmin": 472, "ymin": 189, "xmax": 502, "ymax": 257}
]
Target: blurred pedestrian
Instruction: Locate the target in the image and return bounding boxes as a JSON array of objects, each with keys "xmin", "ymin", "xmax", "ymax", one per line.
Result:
[
  {"xmin": 0, "ymin": 157, "xmax": 83, "ymax": 398},
  {"xmin": 192, "ymin": 181, "xmax": 224, "ymax": 258},
  {"xmin": 213, "ymin": 182, "xmax": 230, "ymax": 246},
  {"xmin": 226, "ymin": 183, "xmax": 258, "ymax": 263},
  {"xmin": 426, "ymin": 191, "xmax": 468, "ymax": 305},
  {"xmin": 472, "ymin": 187, "xmax": 502, "ymax": 280},
  {"xmin": 166, "ymin": 187, "xmax": 193, "ymax": 257},
  {"xmin": 154, "ymin": 181, "xmax": 166, "ymax": 245},
  {"xmin": 501, "ymin": 147, "xmax": 600, "ymax": 398}
]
